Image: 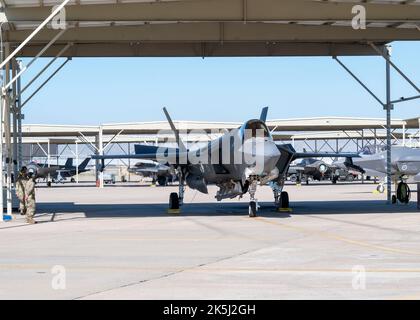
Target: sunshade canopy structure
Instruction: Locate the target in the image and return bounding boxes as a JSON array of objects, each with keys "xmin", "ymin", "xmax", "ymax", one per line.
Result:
[{"xmin": 0, "ymin": 0, "xmax": 419, "ymax": 57}]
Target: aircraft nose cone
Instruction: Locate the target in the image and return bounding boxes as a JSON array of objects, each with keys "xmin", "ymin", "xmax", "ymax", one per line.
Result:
[{"xmin": 242, "ymin": 138, "xmax": 280, "ymax": 175}]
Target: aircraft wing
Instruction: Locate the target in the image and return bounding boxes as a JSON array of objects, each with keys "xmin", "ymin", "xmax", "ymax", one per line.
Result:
[
  {"xmin": 293, "ymin": 152, "xmax": 359, "ymax": 160},
  {"xmin": 92, "ymin": 144, "xmax": 186, "ymax": 162},
  {"xmin": 395, "ymin": 160, "xmax": 420, "ymax": 175},
  {"xmin": 135, "ymin": 168, "xmax": 160, "ymax": 173},
  {"xmin": 56, "ymin": 169, "xmax": 71, "ymax": 173},
  {"xmin": 92, "ymin": 154, "xmax": 161, "ymax": 160}
]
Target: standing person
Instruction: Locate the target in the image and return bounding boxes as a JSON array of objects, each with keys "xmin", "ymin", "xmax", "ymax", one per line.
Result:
[
  {"xmin": 25, "ymin": 169, "xmax": 37, "ymax": 224},
  {"xmin": 15, "ymin": 166, "xmax": 28, "ymax": 216}
]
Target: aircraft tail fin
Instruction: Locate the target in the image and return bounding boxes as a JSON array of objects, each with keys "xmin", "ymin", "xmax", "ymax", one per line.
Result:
[
  {"xmin": 344, "ymin": 156, "xmax": 365, "ymax": 174},
  {"xmin": 260, "ymin": 107, "xmax": 268, "ymax": 122},
  {"xmin": 78, "ymin": 158, "xmax": 91, "ymax": 170},
  {"xmin": 163, "ymin": 107, "xmax": 187, "ymax": 152},
  {"xmin": 64, "ymin": 158, "xmax": 73, "ymax": 168}
]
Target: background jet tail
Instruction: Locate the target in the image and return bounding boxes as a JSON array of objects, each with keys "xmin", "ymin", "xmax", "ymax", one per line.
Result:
[
  {"xmin": 78, "ymin": 158, "xmax": 91, "ymax": 170},
  {"xmin": 260, "ymin": 107, "xmax": 268, "ymax": 122},
  {"xmin": 64, "ymin": 158, "xmax": 73, "ymax": 168},
  {"xmin": 343, "ymin": 156, "xmax": 365, "ymax": 174},
  {"xmin": 163, "ymin": 107, "xmax": 187, "ymax": 152}
]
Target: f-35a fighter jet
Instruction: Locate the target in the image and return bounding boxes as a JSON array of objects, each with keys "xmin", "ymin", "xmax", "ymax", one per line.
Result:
[
  {"xmin": 345, "ymin": 146, "xmax": 420, "ymax": 204},
  {"xmin": 93, "ymin": 108, "xmax": 355, "ymax": 217}
]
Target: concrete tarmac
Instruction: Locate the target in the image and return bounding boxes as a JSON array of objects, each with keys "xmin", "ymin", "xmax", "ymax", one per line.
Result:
[{"xmin": 1, "ymin": 182, "xmax": 419, "ymax": 300}]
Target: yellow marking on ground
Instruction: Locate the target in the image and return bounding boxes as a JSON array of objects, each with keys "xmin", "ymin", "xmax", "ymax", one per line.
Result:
[{"xmin": 254, "ymin": 217, "xmax": 420, "ymax": 256}]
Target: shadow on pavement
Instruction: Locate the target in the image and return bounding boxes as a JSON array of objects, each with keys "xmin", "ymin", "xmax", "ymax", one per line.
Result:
[{"xmin": 32, "ymin": 200, "xmax": 419, "ymax": 220}]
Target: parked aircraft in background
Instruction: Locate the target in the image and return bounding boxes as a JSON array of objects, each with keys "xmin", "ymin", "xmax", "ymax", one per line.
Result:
[
  {"xmin": 288, "ymin": 157, "xmax": 359, "ymax": 184},
  {"xmin": 129, "ymin": 159, "xmax": 177, "ymax": 186},
  {"xmin": 27, "ymin": 158, "xmax": 91, "ymax": 185},
  {"xmin": 344, "ymin": 146, "xmax": 420, "ymax": 203},
  {"xmin": 288, "ymin": 158, "xmax": 332, "ymax": 184}
]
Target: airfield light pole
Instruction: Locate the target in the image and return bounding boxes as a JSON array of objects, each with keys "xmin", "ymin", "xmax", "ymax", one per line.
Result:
[{"xmin": 385, "ymin": 46, "xmax": 392, "ymax": 204}]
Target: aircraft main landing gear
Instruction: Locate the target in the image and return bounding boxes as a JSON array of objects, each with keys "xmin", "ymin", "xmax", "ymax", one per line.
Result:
[
  {"xmin": 280, "ymin": 191, "xmax": 289, "ymax": 209},
  {"xmin": 169, "ymin": 192, "xmax": 180, "ymax": 210},
  {"xmin": 168, "ymin": 173, "xmax": 185, "ymax": 213},
  {"xmin": 396, "ymin": 181, "xmax": 410, "ymax": 204}
]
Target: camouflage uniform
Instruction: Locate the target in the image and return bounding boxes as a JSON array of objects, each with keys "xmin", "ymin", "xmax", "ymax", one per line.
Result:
[
  {"xmin": 15, "ymin": 175, "xmax": 28, "ymax": 215},
  {"xmin": 24, "ymin": 177, "xmax": 36, "ymax": 224}
]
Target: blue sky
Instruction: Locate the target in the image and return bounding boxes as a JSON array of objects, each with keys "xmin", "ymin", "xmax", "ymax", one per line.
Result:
[{"xmin": 21, "ymin": 41, "xmax": 419, "ymax": 125}]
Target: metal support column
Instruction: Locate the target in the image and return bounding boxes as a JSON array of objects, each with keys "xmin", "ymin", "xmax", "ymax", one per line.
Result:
[
  {"xmin": 402, "ymin": 123, "xmax": 406, "ymax": 147},
  {"xmin": 12, "ymin": 59, "xmax": 18, "ymax": 184},
  {"xmin": 95, "ymin": 128, "xmax": 104, "ymax": 188},
  {"xmin": 17, "ymin": 64, "xmax": 23, "ymax": 170},
  {"xmin": 385, "ymin": 47, "xmax": 392, "ymax": 204},
  {"xmin": 75, "ymin": 141, "xmax": 79, "ymax": 184},
  {"xmin": 47, "ymin": 140, "xmax": 51, "ymax": 183},
  {"xmin": 418, "ymin": 118, "xmax": 420, "ymax": 148},
  {"xmin": 417, "ymin": 183, "xmax": 420, "ymax": 210},
  {"xmin": 99, "ymin": 127, "xmax": 104, "ymax": 188},
  {"xmin": 4, "ymin": 43, "xmax": 12, "ymax": 217}
]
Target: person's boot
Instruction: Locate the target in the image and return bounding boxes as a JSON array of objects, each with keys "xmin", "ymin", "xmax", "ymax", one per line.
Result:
[{"xmin": 26, "ymin": 217, "xmax": 37, "ymax": 224}]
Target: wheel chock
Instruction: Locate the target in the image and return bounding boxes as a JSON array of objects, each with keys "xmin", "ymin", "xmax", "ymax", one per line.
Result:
[
  {"xmin": 296, "ymin": 183, "xmax": 301, "ymax": 187},
  {"xmin": 277, "ymin": 207, "xmax": 293, "ymax": 213},
  {"xmin": 167, "ymin": 209, "xmax": 181, "ymax": 214},
  {"xmin": 2, "ymin": 215, "xmax": 12, "ymax": 222},
  {"xmin": 372, "ymin": 190, "xmax": 380, "ymax": 194},
  {"xmin": 150, "ymin": 184, "xmax": 157, "ymax": 188}
]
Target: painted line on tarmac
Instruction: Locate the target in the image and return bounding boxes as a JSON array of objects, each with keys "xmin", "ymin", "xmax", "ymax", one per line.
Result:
[
  {"xmin": 3, "ymin": 263, "xmax": 420, "ymax": 274},
  {"xmin": 254, "ymin": 217, "xmax": 420, "ymax": 256}
]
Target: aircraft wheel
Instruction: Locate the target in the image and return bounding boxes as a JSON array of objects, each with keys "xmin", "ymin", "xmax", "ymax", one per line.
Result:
[
  {"xmin": 346, "ymin": 174, "xmax": 355, "ymax": 182},
  {"xmin": 392, "ymin": 195, "xmax": 397, "ymax": 204},
  {"xmin": 169, "ymin": 192, "xmax": 180, "ymax": 210},
  {"xmin": 70, "ymin": 178, "xmax": 75, "ymax": 183},
  {"xmin": 47, "ymin": 181, "xmax": 52, "ymax": 188},
  {"xmin": 157, "ymin": 177, "xmax": 167, "ymax": 186},
  {"xmin": 249, "ymin": 201, "xmax": 257, "ymax": 218},
  {"xmin": 280, "ymin": 191, "xmax": 289, "ymax": 209},
  {"xmin": 397, "ymin": 182, "xmax": 410, "ymax": 204},
  {"xmin": 377, "ymin": 184, "xmax": 385, "ymax": 193}
]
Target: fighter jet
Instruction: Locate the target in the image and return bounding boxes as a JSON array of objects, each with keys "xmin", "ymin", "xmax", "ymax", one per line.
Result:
[
  {"xmin": 345, "ymin": 146, "xmax": 420, "ymax": 203},
  {"xmin": 129, "ymin": 159, "xmax": 177, "ymax": 186},
  {"xmin": 93, "ymin": 108, "xmax": 356, "ymax": 217},
  {"xmin": 288, "ymin": 158, "xmax": 332, "ymax": 184},
  {"xmin": 27, "ymin": 157, "xmax": 91, "ymax": 185}
]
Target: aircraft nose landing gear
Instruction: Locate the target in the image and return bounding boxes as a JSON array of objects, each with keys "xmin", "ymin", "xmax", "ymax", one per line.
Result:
[{"xmin": 248, "ymin": 179, "xmax": 259, "ymax": 218}]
